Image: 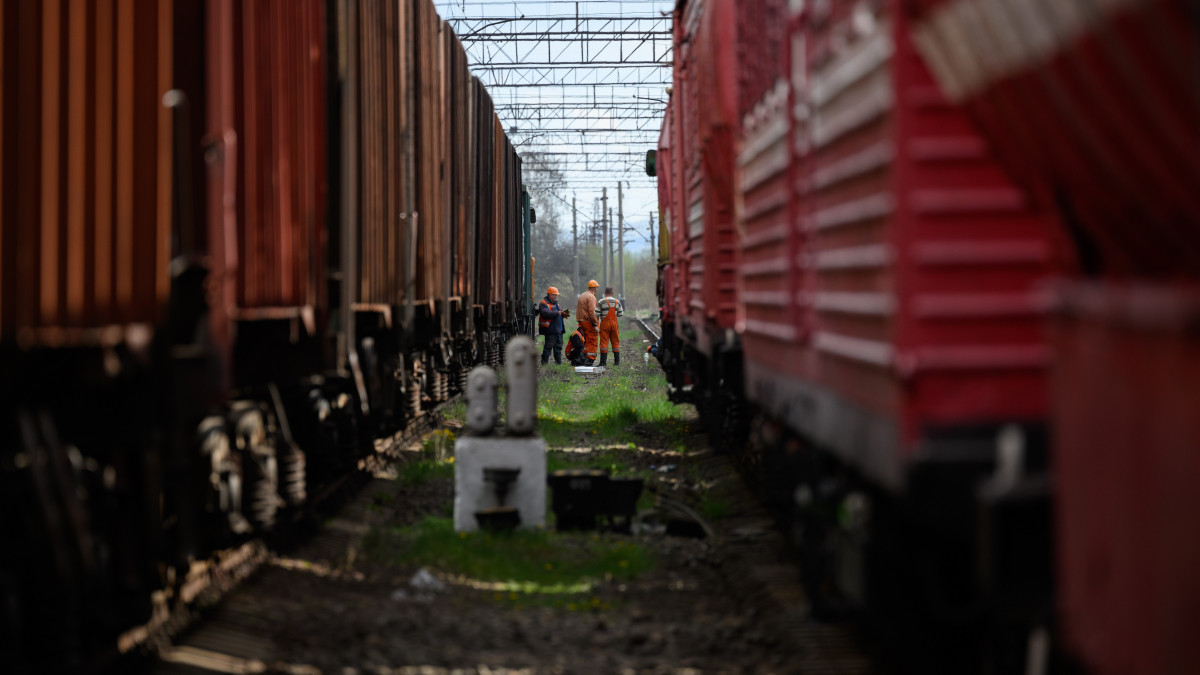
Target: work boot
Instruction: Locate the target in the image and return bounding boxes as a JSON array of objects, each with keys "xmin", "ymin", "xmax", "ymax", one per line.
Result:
[
  {"xmin": 540, "ymin": 355, "xmax": 549, "ymax": 365},
  {"xmin": 598, "ymin": 353, "xmax": 608, "ymax": 367},
  {"xmin": 554, "ymin": 352, "xmax": 563, "ymax": 365},
  {"xmin": 613, "ymin": 351, "xmax": 620, "ymax": 366}
]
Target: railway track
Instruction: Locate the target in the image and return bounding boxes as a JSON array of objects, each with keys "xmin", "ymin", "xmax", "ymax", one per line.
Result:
[
  {"xmin": 633, "ymin": 316, "xmax": 661, "ymax": 342},
  {"xmin": 108, "ymin": 400, "xmax": 457, "ymax": 674}
]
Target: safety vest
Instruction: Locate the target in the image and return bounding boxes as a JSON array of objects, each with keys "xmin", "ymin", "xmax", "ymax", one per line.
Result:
[
  {"xmin": 565, "ymin": 330, "xmax": 582, "ymax": 357},
  {"xmin": 538, "ymin": 299, "xmax": 557, "ymax": 333}
]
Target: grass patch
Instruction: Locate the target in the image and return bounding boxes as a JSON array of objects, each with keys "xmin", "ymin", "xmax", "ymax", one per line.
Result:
[
  {"xmin": 700, "ymin": 495, "xmax": 731, "ymax": 522},
  {"xmin": 534, "ymin": 319, "xmax": 694, "ymax": 450},
  {"xmin": 441, "ymin": 400, "xmax": 467, "ymax": 425},
  {"xmin": 363, "ymin": 516, "xmax": 655, "ymax": 606},
  {"xmin": 545, "ymin": 448, "xmax": 639, "ymax": 477},
  {"xmin": 398, "ymin": 457, "xmax": 455, "ymax": 486}
]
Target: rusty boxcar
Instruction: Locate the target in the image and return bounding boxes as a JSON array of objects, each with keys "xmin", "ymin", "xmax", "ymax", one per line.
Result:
[{"xmin": 1, "ymin": 1, "xmax": 533, "ymax": 671}]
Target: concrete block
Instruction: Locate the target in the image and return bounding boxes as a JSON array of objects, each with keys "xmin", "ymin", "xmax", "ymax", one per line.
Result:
[{"xmin": 454, "ymin": 436, "xmax": 547, "ymax": 532}]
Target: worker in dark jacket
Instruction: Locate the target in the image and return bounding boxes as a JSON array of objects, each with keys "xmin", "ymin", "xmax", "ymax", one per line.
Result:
[
  {"xmin": 537, "ymin": 287, "xmax": 569, "ymax": 365},
  {"xmin": 564, "ymin": 326, "xmax": 588, "ymax": 367}
]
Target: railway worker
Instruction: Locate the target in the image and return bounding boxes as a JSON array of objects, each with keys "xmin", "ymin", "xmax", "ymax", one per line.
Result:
[
  {"xmin": 537, "ymin": 287, "xmax": 570, "ymax": 365},
  {"xmin": 576, "ymin": 280, "xmax": 600, "ymax": 365},
  {"xmin": 564, "ymin": 326, "xmax": 588, "ymax": 367},
  {"xmin": 597, "ymin": 287, "xmax": 624, "ymax": 367}
]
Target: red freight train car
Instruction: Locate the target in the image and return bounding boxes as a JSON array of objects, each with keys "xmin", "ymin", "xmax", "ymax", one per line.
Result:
[
  {"xmin": 658, "ymin": 0, "xmax": 1069, "ymax": 668},
  {"xmin": 910, "ymin": 1, "xmax": 1200, "ymax": 672},
  {"xmin": 659, "ymin": 0, "xmax": 744, "ymax": 419}
]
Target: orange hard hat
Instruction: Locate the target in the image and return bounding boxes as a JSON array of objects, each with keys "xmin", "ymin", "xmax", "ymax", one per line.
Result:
[
  {"xmin": 587, "ymin": 280, "xmax": 599, "ymax": 288},
  {"xmin": 546, "ymin": 286, "xmax": 559, "ymax": 295}
]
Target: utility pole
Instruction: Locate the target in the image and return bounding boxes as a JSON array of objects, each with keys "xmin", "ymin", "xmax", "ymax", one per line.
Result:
[
  {"xmin": 649, "ymin": 211, "xmax": 655, "ymax": 263},
  {"xmin": 601, "ymin": 188, "xmax": 608, "ymax": 291},
  {"xmin": 608, "ymin": 207, "xmax": 614, "ymax": 292},
  {"xmin": 572, "ymin": 195, "xmax": 579, "ymax": 296},
  {"xmin": 618, "ymin": 182, "xmax": 625, "ymax": 299}
]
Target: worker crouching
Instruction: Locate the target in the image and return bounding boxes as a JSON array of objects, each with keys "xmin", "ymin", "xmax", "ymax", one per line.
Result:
[{"xmin": 597, "ymin": 287, "xmax": 623, "ymax": 366}]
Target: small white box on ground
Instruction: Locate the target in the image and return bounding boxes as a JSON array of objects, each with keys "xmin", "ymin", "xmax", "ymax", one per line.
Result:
[
  {"xmin": 574, "ymin": 366, "xmax": 606, "ymax": 375},
  {"xmin": 454, "ymin": 436, "xmax": 547, "ymax": 532}
]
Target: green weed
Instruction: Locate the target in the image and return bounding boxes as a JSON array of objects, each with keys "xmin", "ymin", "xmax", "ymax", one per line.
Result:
[
  {"xmin": 398, "ymin": 457, "xmax": 455, "ymax": 486},
  {"xmin": 363, "ymin": 516, "xmax": 655, "ymax": 607}
]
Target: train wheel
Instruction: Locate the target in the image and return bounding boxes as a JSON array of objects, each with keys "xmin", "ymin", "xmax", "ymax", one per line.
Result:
[
  {"xmin": 228, "ymin": 403, "xmax": 280, "ymax": 532},
  {"xmin": 277, "ymin": 440, "xmax": 307, "ymax": 509},
  {"xmin": 197, "ymin": 416, "xmax": 250, "ymax": 537}
]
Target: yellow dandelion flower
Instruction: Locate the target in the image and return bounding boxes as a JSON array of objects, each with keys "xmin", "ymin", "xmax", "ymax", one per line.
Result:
[
  {"xmin": 458, "ymin": 531, "xmax": 467, "ymax": 539},
  {"xmin": 509, "ymin": 591, "xmax": 518, "ymax": 601},
  {"xmin": 618, "ymin": 560, "xmax": 628, "ymax": 567},
  {"xmin": 568, "ymin": 603, "xmax": 578, "ymax": 611},
  {"xmin": 545, "ymin": 563, "xmax": 554, "ymax": 570}
]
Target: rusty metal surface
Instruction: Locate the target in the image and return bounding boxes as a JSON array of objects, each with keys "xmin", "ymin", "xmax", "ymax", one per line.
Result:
[
  {"xmin": 0, "ymin": 0, "xmax": 174, "ymax": 345},
  {"xmin": 473, "ymin": 79, "xmax": 496, "ymax": 314},
  {"xmin": 448, "ymin": 33, "xmax": 474, "ymax": 305},
  {"xmin": 238, "ymin": 0, "xmax": 327, "ymax": 312},
  {"xmin": 355, "ymin": 0, "xmax": 414, "ymax": 307},
  {"xmin": 414, "ymin": 0, "xmax": 444, "ymax": 305}
]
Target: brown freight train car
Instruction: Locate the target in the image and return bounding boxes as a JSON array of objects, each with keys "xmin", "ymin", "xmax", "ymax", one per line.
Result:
[
  {"xmin": 1, "ymin": 2, "xmax": 532, "ymax": 671},
  {"xmin": 0, "ymin": 1, "xmax": 191, "ymax": 669},
  {"xmin": 0, "ymin": 0, "xmax": 175, "ymax": 347}
]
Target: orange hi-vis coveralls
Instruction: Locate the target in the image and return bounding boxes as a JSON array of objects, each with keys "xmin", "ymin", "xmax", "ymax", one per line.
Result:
[
  {"xmin": 576, "ymin": 291, "xmax": 599, "ymax": 364},
  {"xmin": 598, "ymin": 296, "xmax": 623, "ymax": 356}
]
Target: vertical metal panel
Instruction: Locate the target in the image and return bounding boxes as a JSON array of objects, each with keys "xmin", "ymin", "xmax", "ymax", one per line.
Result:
[
  {"xmin": 227, "ymin": 0, "xmax": 326, "ymax": 312},
  {"xmin": 93, "ymin": 0, "xmax": 114, "ymax": 323},
  {"xmin": 40, "ymin": 0, "xmax": 62, "ymax": 327},
  {"xmin": 0, "ymin": 1, "xmax": 5, "ymax": 337},
  {"xmin": 204, "ymin": 0, "xmax": 236, "ymax": 361},
  {"xmin": 0, "ymin": 0, "xmax": 172, "ymax": 343},
  {"xmin": 218, "ymin": 0, "xmax": 326, "ymax": 309},
  {"xmin": 911, "ymin": 0, "xmax": 1200, "ymax": 278}
]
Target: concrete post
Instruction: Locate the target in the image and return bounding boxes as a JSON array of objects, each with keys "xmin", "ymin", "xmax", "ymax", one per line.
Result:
[
  {"xmin": 465, "ymin": 366, "xmax": 498, "ymax": 435},
  {"xmin": 505, "ymin": 337, "xmax": 537, "ymax": 435}
]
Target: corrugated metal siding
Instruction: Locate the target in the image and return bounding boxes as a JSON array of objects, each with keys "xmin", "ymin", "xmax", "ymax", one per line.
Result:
[
  {"xmin": 447, "ymin": 31, "xmax": 473, "ymax": 303},
  {"xmin": 738, "ymin": 80, "xmax": 796, "ymax": 362},
  {"xmin": 490, "ymin": 118, "xmax": 505, "ymax": 308},
  {"xmin": 0, "ymin": 0, "xmax": 174, "ymax": 345},
  {"xmin": 676, "ymin": 0, "xmax": 739, "ymax": 353},
  {"xmin": 234, "ymin": 0, "xmax": 327, "ymax": 311},
  {"xmin": 911, "ymin": 0, "xmax": 1200, "ymax": 278},
  {"xmin": 800, "ymin": 3, "xmax": 902, "ymax": 421},
  {"xmin": 793, "ymin": 0, "xmax": 1055, "ymax": 453},
  {"xmin": 355, "ymin": 0, "xmax": 414, "ymax": 307},
  {"xmin": 472, "ymin": 80, "xmax": 495, "ymax": 313},
  {"xmin": 414, "ymin": 0, "xmax": 445, "ymax": 304}
]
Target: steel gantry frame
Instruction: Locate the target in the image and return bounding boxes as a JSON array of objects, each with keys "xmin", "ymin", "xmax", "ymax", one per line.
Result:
[{"xmin": 433, "ymin": 1, "xmax": 672, "ymax": 188}]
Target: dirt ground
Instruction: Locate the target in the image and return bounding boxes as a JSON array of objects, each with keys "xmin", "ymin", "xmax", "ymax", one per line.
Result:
[{"xmin": 153, "ymin": 344, "xmax": 872, "ymax": 675}]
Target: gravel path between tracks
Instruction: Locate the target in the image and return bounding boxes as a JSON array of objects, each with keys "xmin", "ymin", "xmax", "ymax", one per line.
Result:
[{"xmin": 153, "ymin": 338, "xmax": 873, "ymax": 675}]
